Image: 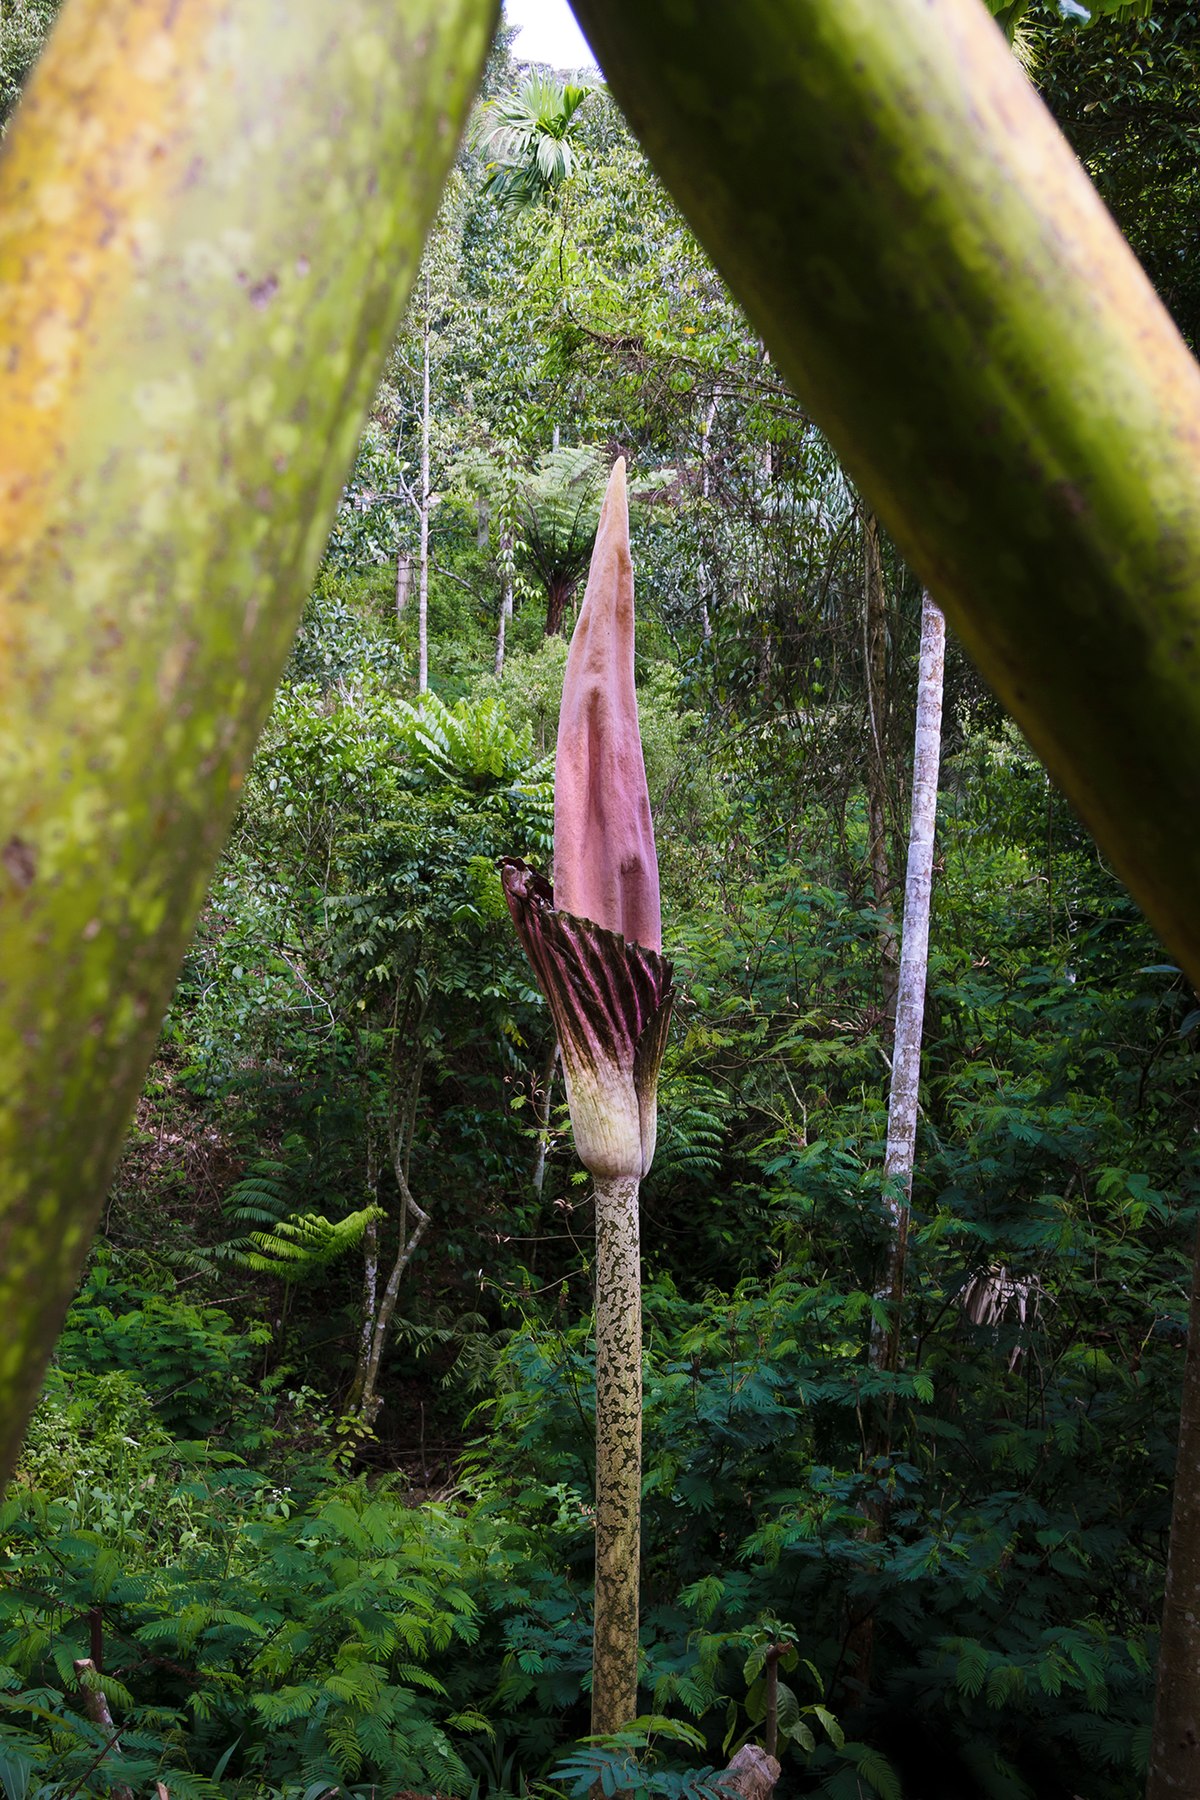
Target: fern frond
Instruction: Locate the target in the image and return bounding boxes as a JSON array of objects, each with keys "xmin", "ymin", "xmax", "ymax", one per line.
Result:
[{"xmin": 238, "ymin": 1205, "xmax": 384, "ymax": 1282}]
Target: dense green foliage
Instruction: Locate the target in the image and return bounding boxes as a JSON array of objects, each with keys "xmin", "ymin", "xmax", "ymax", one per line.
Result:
[
  {"xmin": 1035, "ymin": 0, "xmax": 1200, "ymax": 349},
  {"xmin": 0, "ymin": 0, "xmax": 59, "ymax": 130},
  {"xmin": 4, "ymin": 16, "xmax": 1198, "ymax": 1800}
]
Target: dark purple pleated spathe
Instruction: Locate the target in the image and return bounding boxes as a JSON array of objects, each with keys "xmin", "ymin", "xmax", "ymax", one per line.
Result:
[{"xmin": 500, "ymin": 860, "xmax": 672, "ymax": 1180}]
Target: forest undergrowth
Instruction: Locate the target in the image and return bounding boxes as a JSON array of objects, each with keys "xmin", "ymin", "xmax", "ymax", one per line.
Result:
[
  {"xmin": 4, "ymin": 553, "xmax": 1195, "ymax": 1800},
  {"xmin": 3, "ymin": 9, "xmax": 1199, "ymax": 1798}
]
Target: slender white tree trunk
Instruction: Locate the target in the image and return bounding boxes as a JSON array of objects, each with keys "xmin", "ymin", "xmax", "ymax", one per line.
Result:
[
  {"xmin": 418, "ymin": 290, "xmax": 431, "ymax": 694},
  {"xmin": 495, "ymin": 528, "xmax": 513, "ymax": 679},
  {"xmin": 494, "ymin": 466, "xmax": 516, "ymax": 677},
  {"xmin": 852, "ymin": 592, "xmax": 945, "ymax": 1698},
  {"xmin": 356, "ymin": 1171, "xmax": 431, "ymax": 1426},
  {"xmin": 349, "ymin": 993, "xmax": 431, "ymax": 1428},
  {"xmin": 348, "ymin": 1111, "xmax": 382, "ymax": 1417},
  {"xmin": 396, "ymin": 549, "xmax": 412, "ymax": 618},
  {"xmin": 494, "ymin": 574, "xmax": 511, "ymax": 677},
  {"xmin": 591, "ymin": 1172, "xmax": 642, "ymax": 1735},
  {"xmin": 877, "ymin": 591, "xmax": 945, "ymax": 1364}
]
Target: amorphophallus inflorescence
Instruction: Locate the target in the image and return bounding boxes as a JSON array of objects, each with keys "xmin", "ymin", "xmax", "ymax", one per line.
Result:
[{"xmin": 501, "ymin": 456, "xmax": 672, "ymax": 1735}]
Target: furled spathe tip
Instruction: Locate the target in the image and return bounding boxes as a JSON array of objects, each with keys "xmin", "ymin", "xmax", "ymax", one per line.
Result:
[{"xmin": 553, "ymin": 456, "xmax": 662, "ymax": 955}]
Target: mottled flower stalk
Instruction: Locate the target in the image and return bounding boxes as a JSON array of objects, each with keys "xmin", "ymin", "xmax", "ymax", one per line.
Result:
[{"xmin": 502, "ymin": 458, "xmax": 672, "ymax": 1736}]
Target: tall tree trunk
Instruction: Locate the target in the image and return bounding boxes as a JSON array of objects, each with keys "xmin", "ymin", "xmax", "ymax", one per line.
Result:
[
  {"xmin": 851, "ymin": 591, "xmax": 944, "ymax": 1701},
  {"xmin": 494, "ymin": 570, "xmax": 512, "ymax": 676},
  {"xmin": 1147, "ymin": 1235, "xmax": 1200, "ymax": 1799},
  {"xmin": 495, "ymin": 522, "xmax": 514, "ymax": 679},
  {"xmin": 863, "ymin": 508, "xmax": 898, "ymax": 1014},
  {"xmin": 591, "ymin": 1172, "xmax": 642, "ymax": 1736},
  {"xmin": 354, "ymin": 1167, "xmax": 431, "ymax": 1428},
  {"xmin": 545, "ymin": 574, "xmax": 574, "ymax": 637},
  {"xmin": 418, "ymin": 284, "xmax": 431, "ymax": 694},
  {"xmin": 877, "ymin": 591, "xmax": 945, "ymax": 1370},
  {"xmin": 396, "ymin": 549, "xmax": 412, "ymax": 618},
  {"xmin": 348, "ymin": 1133, "xmax": 382, "ymax": 1417},
  {"xmin": 348, "ymin": 985, "xmax": 432, "ymax": 1428}
]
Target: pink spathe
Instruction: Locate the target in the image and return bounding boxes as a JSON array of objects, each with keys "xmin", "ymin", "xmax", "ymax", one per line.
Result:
[{"xmin": 553, "ymin": 457, "xmax": 662, "ymax": 954}]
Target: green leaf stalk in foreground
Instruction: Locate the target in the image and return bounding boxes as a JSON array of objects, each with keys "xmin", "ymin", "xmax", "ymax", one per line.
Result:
[
  {"xmin": 563, "ymin": 2, "xmax": 1200, "ymax": 1790},
  {"xmin": 0, "ymin": 0, "xmax": 497, "ymax": 1486},
  {"xmin": 566, "ymin": 0, "xmax": 1200, "ymax": 997}
]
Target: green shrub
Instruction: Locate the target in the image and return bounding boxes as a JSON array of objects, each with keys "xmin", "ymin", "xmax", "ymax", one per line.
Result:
[
  {"xmin": 55, "ymin": 1257, "xmax": 270, "ymax": 1441},
  {"xmin": 0, "ymin": 1470, "xmax": 493, "ymax": 1797}
]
